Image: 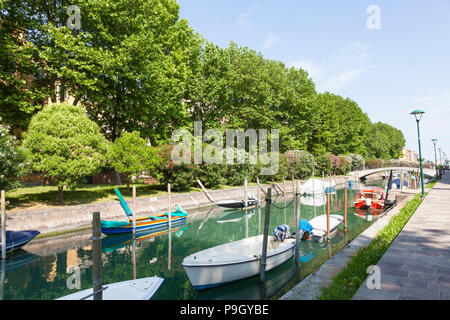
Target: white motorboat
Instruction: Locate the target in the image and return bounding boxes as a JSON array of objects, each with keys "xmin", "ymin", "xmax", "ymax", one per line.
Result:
[
  {"xmin": 182, "ymin": 235, "xmax": 295, "ymax": 290},
  {"xmin": 216, "ymin": 193, "xmax": 258, "ymax": 210},
  {"xmin": 56, "ymin": 276, "xmax": 164, "ymax": 300},
  {"xmin": 307, "ymin": 214, "xmax": 344, "ymax": 241}
]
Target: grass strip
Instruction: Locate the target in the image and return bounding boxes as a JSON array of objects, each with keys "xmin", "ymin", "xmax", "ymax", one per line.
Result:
[{"xmin": 319, "ymin": 193, "xmax": 425, "ymax": 300}]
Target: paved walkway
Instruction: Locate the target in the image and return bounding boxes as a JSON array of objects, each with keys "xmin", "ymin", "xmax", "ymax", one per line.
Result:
[{"xmin": 353, "ymin": 172, "xmax": 450, "ymax": 300}]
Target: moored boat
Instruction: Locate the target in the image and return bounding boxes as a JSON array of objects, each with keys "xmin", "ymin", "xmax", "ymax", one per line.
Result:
[
  {"xmin": 354, "ymin": 186, "xmax": 386, "ymax": 211},
  {"xmin": 216, "ymin": 193, "xmax": 258, "ymax": 210},
  {"xmin": 0, "ymin": 229, "xmax": 40, "ymax": 253},
  {"xmin": 100, "ymin": 205, "xmax": 188, "ymax": 235},
  {"xmin": 302, "ymin": 214, "xmax": 344, "ymax": 241},
  {"xmin": 56, "ymin": 276, "xmax": 164, "ymax": 300},
  {"xmin": 182, "ymin": 234, "xmax": 295, "ymax": 290}
]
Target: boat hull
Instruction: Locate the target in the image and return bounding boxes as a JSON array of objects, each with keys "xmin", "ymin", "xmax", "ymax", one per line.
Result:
[
  {"xmin": 56, "ymin": 276, "xmax": 164, "ymax": 300},
  {"xmin": 101, "ymin": 214, "xmax": 187, "ymax": 235},
  {"xmin": 216, "ymin": 199, "xmax": 258, "ymax": 210},
  {"xmin": 182, "ymin": 236, "xmax": 295, "ymax": 290},
  {"xmin": 0, "ymin": 230, "xmax": 41, "ymax": 253}
]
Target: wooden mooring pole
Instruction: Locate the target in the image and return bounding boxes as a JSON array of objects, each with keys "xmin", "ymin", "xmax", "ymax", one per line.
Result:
[
  {"xmin": 1, "ymin": 190, "xmax": 6, "ymax": 260},
  {"xmin": 295, "ymin": 180, "xmax": 301, "ymax": 266},
  {"xmin": 168, "ymin": 183, "xmax": 172, "ymax": 229},
  {"xmin": 256, "ymin": 177, "xmax": 261, "ymax": 208},
  {"xmin": 132, "ymin": 185, "xmax": 136, "ymax": 212},
  {"xmin": 244, "ymin": 177, "xmax": 248, "ymax": 208},
  {"xmin": 92, "ymin": 211, "xmax": 103, "ymax": 300},
  {"xmin": 260, "ymin": 188, "xmax": 272, "ymax": 283},
  {"xmin": 326, "ymin": 193, "xmax": 330, "ymax": 243}
]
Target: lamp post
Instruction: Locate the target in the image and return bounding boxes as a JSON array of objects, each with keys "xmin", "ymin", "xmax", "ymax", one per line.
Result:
[
  {"xmin": 432, "ymin": 139, "xmax": 438, "ymax": 177},
  {"xmin": 410, "ymin": 110, "xmax": 425, "ymax": 197},
  {"xmin": 438, "ymin": 148, "xmax": 442, "ymax": 166}
]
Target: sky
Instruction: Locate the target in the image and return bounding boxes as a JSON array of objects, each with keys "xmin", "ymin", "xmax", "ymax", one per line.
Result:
[{"xmin": 177, "ymin": 0, "xmax": 450, "ymax": 163}]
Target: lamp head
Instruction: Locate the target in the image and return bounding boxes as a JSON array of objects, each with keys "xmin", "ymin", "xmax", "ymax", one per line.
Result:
[
  {"xmin": 431, "ymin": 139, "xmax": 438, "ymax": 144},
  {"xmin": 410, "ymin": 109, "xmax": 425, "ymax": 121}
]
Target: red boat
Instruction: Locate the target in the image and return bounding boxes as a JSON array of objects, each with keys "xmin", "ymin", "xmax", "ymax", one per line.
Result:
[{"xmin": 354, "ymin": 186, "xmax": 386, "ymax": 211}]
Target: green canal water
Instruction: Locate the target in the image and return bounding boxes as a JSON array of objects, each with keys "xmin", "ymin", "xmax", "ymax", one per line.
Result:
[{"xmin": 0, "ymin": 180, "xmax": 388, "ymax": 300}]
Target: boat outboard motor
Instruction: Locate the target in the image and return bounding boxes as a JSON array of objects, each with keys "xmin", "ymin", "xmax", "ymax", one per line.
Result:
[
  {"xmin": 365, "ymin": 198, "xmax": 372, "ymax": 207},
  {"xmin": 299, "ymin": 219, "xmax": 313, "ymax": 240}
]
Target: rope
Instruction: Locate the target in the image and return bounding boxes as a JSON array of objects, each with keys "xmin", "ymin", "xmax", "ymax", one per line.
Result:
[{"xmin": 269, "ymin": 197, "xmax": 296, "ymax": 210}]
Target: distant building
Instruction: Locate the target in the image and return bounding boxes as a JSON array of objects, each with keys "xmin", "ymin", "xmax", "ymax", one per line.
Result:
[{"xmin": 400, "ymin": 148, "xmax": 418, "ymax": 162}]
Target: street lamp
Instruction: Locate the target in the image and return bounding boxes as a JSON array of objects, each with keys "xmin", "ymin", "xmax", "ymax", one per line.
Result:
[
  {"xmin": 410, "ymin": 109, "xmax": 425, "ymax": 197},
  {"xmin": 432, "ymin": 139, "xmax": 438, "ymax": 177}
]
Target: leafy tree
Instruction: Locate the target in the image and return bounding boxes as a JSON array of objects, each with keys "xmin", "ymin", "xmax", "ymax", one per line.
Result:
[
  {"xmin": 108, "ymin": 131, "xmax": 161, "ymax": 193},
  {"xmin": 0, "ymin": 122, "xmax": 28, "ymax": 190},
  {"xmin": 40, "ymin": 0, "xmax": 202, "ymax": 144},
  {"xmin": 22, "ymin": 103, "xmax": 108, "ymax": 202}
]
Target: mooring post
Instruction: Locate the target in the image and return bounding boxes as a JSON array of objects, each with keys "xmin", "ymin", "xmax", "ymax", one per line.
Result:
[
  {"xmin": 326, "ymin": 193, "xmax": 330, "ymax": 243},
  {"xmin": 92, "ymin": 211, "xmax": 102, "ymax": 300},
  {"xmin": 132, "ymin": 185, "xmax": 136, "ymax": 212},
  {"xmin": 197, "ymin": 179, "xmax": 215, "ymax": 203},
  {"xmin": 295, "ymin": 180, "xmax": 301, "ymax": 266},
  {"xmin": 244, "ymin": 176, "xmax": 248, "ymax": 208},
  {"xmin": 260, "ymin": 188, "xmax": 272, "ymax": 283},
  {"xmin": 256, "ymin": 177, "xmax": 261, "ymax": 208},
  {"xmin": 1, "ymin": 190, "xmax": 6, "ymax": 260},
  {"xmin": 168, "ymin": 183, "xmax": 172, "ymax": 229},
  {"xmin": 344, "ymin": 189, "xmax": 348, "ymax": 233},
  {"xmin": 292, "ymin": 174, "xmax": 295, "ymax": 194}
]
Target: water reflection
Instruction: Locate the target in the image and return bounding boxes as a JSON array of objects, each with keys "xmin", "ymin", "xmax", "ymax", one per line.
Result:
[{"xmin": 0, "ymin": 180, "xmax": 386, "ymax": 300}]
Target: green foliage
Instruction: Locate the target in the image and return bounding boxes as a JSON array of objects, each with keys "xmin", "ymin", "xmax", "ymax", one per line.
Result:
[
  {"xmin": 156, "ymin": 144, "xmax": 195, "ymax": 192},
  {"xmin": 319, "ymin": 193, "xmax": 425, "ymax": 300},
  {"xmin": 366, "ymin": 122, "xmax": 406, "ymax": 159},
  {"xmin": 22, "ymin": 103, "xmax": 108, "ymax": 199},
  {"xmin": 108, "ymin": 131, "xmax": 161, "ymax": 183},
  {"xmin": 253, "ymin": 152, "xmax": 289, "ymax": 183},
  {"xmin": 195, "ymin": 163, "xmax": 225, "ymax": 189},
  {"xmin": 347, "ymin": 153, "xmax": 365, "ymax": 170},
  {"xmin": 314, "ymin": 154, "xmax": 332, "ymax": 176},
  {"xmin": 0, "ymin": 122, "xmax": 29, "ymax": 190},
  {"xmin": 285, "ymin": 150, "xmax": 315, "ymax": 179}
]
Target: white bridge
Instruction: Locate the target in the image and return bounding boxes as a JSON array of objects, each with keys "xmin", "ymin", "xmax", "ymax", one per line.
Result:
[{"xmin": 351, "ymin": 167, "xmax": 436, "ymax": 180}]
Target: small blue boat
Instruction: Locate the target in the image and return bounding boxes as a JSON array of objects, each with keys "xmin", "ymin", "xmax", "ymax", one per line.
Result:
[{"xmin": 0, "ymin": 229, "xmax": 40, "ymax": 253}]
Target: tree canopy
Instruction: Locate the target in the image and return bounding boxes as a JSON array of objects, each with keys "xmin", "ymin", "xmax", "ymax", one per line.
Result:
[
  {"xmin": 22, "ymin": 102, "xmax": 108, "ymax": 201},
  {"xmin": 1, "ymin": 0, "xmax": 406, "ymax": 164}
]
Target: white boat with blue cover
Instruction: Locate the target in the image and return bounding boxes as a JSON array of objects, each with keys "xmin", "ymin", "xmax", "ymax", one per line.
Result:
[
  {"xmin": 56, "ymin": 276, "xmax": 164, "ymax": 300},
  {"xmin": 182, "ymin": 234, "xmax": 295, "ymax": 290}
]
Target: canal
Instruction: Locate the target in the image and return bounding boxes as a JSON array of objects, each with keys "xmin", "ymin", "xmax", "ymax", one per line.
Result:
[{"xmin": 0, "ymin": 180, "xmax": 388, "ymax": 300}]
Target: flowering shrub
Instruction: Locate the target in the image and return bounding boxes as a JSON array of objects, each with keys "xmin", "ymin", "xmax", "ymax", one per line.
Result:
[
  {"xmin": 0, "ymin": 122, "xmax": 29, "ymax": 190},
  {"xmin": 347, "ymin": 153, "xmax": 366, "ymax": 170},
  {"xmin": 285, "ymin": 150, "xmax": 315, "ymax": 179},
  {"xmin": 314, "ymin": 154, "xmax": 333, "ymax": 176},
  {"xmin": 157, "ymin": 144, "xmax": 195, "ymax": 192}
]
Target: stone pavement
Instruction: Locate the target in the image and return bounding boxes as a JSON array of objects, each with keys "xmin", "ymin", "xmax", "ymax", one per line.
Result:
[{"xmin": 353, "ymin": 172, "xmax": 450, "ymax": 300}]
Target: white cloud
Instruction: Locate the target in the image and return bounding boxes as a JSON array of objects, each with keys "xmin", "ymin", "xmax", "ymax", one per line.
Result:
[
  {"xmin": 236, "ymin": 5, "xmax": 262, "ymax": 26},
  {"xmin": 262, "ymin": 32, "xmax": 280, "ymax": 49},
  {"xmin": 290, "ymin": 41, "xmax": 371, "ymax": 92}
]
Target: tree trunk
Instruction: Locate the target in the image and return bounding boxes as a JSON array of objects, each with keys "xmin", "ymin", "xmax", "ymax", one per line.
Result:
[
  {"xmin": 58, "ymin": 186, "xmax": 64, "ymax": 203},
  {"xmin": 114, "ymin": 171, "xmax": 122, "ymax": 185}
]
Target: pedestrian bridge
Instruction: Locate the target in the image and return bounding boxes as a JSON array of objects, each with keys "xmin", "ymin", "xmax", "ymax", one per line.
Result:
[{"xmin": 352, "ymin": 167, "xmax": 436, "ymax": 180}]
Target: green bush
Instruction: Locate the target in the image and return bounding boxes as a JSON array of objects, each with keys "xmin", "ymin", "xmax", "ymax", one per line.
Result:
[
  {"xmin": 314, "ymin": 154, "xmax": 332, "ymax": 176},
  {"xmin": 195, "ymin": 163, "xmax": 225, "ymax": 189},
  {"xmin": 253, "ymin": 152, "xmax": 289, "ymax": 183},
  {"xmin": 347, "ymin": 153, "xmax": 365, "ymax": 170},
  {"xmin": 22, "ymin": 103, "xmax": 108, "ymax": 201},
  {"xmin": 157, "ymin": 144, "xmax": 195, "ymax": 192},
  {"xmin": 336, "ymin": 155, "xmax": 351, "ymax": 175},
  {"xmin": 108, "ymin": 131, "xmax": 160, "ymax": 188},
  {"xmin": 285, "ymin": 150, "xmax": 315, "ymax": 179}
]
